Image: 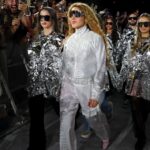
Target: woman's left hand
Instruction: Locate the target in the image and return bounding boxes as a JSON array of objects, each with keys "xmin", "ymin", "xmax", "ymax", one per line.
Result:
[{"xmin": 88, "ymin": 99, "xmax": 99, "ymax": 108}]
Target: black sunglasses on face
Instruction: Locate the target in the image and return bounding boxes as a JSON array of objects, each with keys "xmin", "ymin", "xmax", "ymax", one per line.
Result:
[
  {"xmin": 69, "ymin": 10, "xmax": 84, "ymax": 18},
  {"xmin": 128, "ymin": 17, "xmax": 137, "ymax": 20},
  {"xmin": 106, "ymin": 22, "xmax": 113, "ymax": 25},
  {"xmin": 39, "ymin": 15, "xmax": 51, "ymax": 21},
  {"xmin": 138, "ymin": 22, "xmax": 150, "ymax": 27},
  {"xmin": 18, "ymin": 2, "xmax": 24, "ymax": 4}
]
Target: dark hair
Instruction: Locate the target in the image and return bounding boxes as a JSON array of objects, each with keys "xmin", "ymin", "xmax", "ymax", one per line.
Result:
[
  {"xmin": 104, "ymin": 15, "xmax": 120, "ymax": 46},
  {"xmin": 18, "ymin": 0, "xmax": 27, "ymax": 3},
  {"xmin": 38, "ymin": 7, "xmax": 59, "ymax": 32}
]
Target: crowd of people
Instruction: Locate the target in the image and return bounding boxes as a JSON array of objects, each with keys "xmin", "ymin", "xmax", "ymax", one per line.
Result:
[{"xmin": 0, "ymin": 0, "xmax": 150, "ymax": 150}]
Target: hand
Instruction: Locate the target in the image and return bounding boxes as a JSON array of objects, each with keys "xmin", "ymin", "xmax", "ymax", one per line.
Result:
[
  {"xmin": 12, "ymin": 18, "xmax": 20, "ymax": 26},
  {"xmin": 11, "ymin": 18, "xmax": 20, "ymax": 32},
  {"xmin": 88, "ymin": 99, "xmax": 99, "ymax": 108}
]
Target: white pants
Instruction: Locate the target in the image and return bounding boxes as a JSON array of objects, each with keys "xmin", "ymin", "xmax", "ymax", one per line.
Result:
[{"xmin": 59, "ymin": 76, "xmax": 109, "ymax": 150}]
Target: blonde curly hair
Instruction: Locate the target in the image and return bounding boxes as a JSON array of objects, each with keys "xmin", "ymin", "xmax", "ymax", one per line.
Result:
[{"xmin": 67, "ymin": 2, "xmax": 110, "ymax": 65}]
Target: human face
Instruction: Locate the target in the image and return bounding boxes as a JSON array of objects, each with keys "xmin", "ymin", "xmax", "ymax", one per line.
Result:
[
  {"xmin": 138, "ymin": 16, "xmax": 150, "ymax": 36},
  {"xmin": 69, "ymin": 7, "xmax": 85, "ymax": 29},
  {"xmin": 5, "ymin": 0, "xmax": 18, "ymax": 13},
  {"xmin": 105, "ymin": 19, "xmax": 113, "ymax": 31},
  {"xmin": 39, "ymin": 10, "xmax": 53, "ymax": 29},
  {"xmin": 128, "ymin": 14, "xmax": 137, "ymax": 26},
  {"xmin": 18, "ymin": 1, "xmax": 27, "ymax": 11}
]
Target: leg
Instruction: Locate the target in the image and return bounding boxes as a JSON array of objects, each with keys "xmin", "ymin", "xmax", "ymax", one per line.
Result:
[
  {"xmin": 28, "ymin": 95, "xmax": 46, "ymax": 150},
  {"xmin": 87, "ymin": 109, "xmax": 109, "ymax": 140},
  {"xmin": 80, "ymin": 116, "xmax": 93, "ymax": 139},
  {"xmin": 76, "ymin": 81, "xmax": 110, "ymax": 149},
  {"xmin": 59, "ymin": 78, "xmax": 79, "ymax": 150},
  {"xmin": 48, "ymin": 96, "xmax": 60, "ymax": 116},
  {"xmin": 60, "ymin": 100, "xmax": 79, "ymax": 150},
  {"xmin": 86, "ymin": 109, "xmax": 110, "ymax": 150},
  {"xmin": 130, "ymin": 97, "xmax": 147, "ymax": 150},
  {"xmin": 101, "ymin": 91, "xmax": 113, "ymax": 121}
]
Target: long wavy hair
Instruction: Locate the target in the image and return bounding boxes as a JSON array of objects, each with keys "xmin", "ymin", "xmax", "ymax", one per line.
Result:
[
  {"xmin": 103, "ymin": 15, "xmax": 120, "ymax": 47},
  {"xmin": 131, "ymin": 13, "xmax": 150, "ymax": 55},
  {"xmin": 67, "ymin": 2, "xmax": 110, "ymax": 65}
]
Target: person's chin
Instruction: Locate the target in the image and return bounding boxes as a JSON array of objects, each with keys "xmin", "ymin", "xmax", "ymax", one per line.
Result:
[
  {"xmin": 71, "ymin": 24, "xmax": 77, "ymax": 29},
  {"xmin": 11, "ymin": 8, "xmax": 17, "ymax": 13},
  {"xmin": 72, "ymin": 25, "xmax": 83, "ymax": 29}
]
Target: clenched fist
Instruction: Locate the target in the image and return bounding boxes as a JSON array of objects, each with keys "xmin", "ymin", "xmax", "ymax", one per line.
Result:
[{"xmin": 88, "ymin": 99, "xmax": 99, "ymax": 108}]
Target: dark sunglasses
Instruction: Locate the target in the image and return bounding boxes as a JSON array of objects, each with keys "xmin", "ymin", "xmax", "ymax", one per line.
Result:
[
  {"xmin": 106, "ymin": 22, "xmax": 113, "ymax": 25},
  {"xmin": 128, "ymin": 17, "xmax": 137, "ymax": 20},
  {"xmin": 138, "ymin": 22, "xmax": 150, "ymax": 27},
  {"xmin": 69, "ymin": 10, "xmax": 84, "ymax": 18},
  {"xmin": 39, "ymin": 15, "xmax": 51, "ymax": 21},
  {"xmin": 18, "ymin": 2, "xmax": 25, "ymax": 4}
]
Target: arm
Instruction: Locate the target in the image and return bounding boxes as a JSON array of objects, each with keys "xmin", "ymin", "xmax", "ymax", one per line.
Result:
[
  {"xmin": 117, "ymin": 41, "xmax": 131, "ymax": 91},
  {"xmin": 89, "ymin": 35, "xmax": 106, "ymax": 107},
  {"xmin": 18, "ymin": 2, "xmax": 32, "ymax": 31},
  {"xmin": 144, "ymin": 50, "xmax": 150, "ymax": 72}
]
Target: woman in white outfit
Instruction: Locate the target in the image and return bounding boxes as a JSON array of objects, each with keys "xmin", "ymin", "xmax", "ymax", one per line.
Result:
[{"xmin": 60, "ymin": 2, "xmax": 110, "ymax": 150}]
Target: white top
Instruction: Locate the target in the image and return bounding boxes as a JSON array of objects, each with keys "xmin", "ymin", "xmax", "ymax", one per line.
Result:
[{"xmin": 62, "ymin": 25, "xmax": 106, "ymax": 100}]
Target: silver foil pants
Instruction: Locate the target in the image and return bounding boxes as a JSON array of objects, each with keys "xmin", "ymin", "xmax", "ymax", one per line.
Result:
[{"xmin": 60, "ymin": 76, "xmax": 109, "ymax": 150}]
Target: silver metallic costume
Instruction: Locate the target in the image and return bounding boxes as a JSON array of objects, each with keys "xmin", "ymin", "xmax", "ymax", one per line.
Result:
[
  {"xmin": 116, "ymin": 27, "xmax": 135, "ymax": 71},
  {"xmin": 60, "ymin": 26, "xmax": 109, "ymax": 150},
  {"xmin": 106, "ymin": 34, "xmax": 120, "ymax": 89},
  {"xmin": 26, "ymin": 31, "xmax": 64, "ymax": 99},
  {"xmin": 118, "ymin": 37, "xmax": 150, "ymax": 100}
]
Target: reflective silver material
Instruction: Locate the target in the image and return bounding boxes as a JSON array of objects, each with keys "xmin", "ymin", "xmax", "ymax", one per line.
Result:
[
  {"xmin": 60, "ymin": 26, "xmax": 109, "ymax": 150},
  {"xmin": 118, "ymin": 37, "xmax": 150, "ymax": 100},
  {"xmin": 62, "ymin": 26, "xmax": 106, "ymax": 100},
  {"xmin": 26, "ymin": 31, "xmax": 64, "ymax": 99},
  {"xmin": 106, "ymin": 34, "xmax": 120, "ymax": 89},
  {"xmin": 106, "ymin": 33, "xmax": 121, "ymax": 69},
  {"xmin": 116, "ymin": 28, "xmax": 135, "ymax": 70}
]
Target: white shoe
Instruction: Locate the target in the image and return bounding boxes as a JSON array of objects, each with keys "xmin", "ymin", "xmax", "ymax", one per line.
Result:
[
  {"xmin": 101, "ymin": 139, "xmax": 109, "ymax": 150},
  {"xmin": 80, "ymin": 130, "xmax": 93, "ymax": 139}
]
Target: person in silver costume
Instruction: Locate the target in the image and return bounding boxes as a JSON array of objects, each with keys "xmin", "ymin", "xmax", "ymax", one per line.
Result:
[
  {"xmin": 118, "ymin": 13, "xmax": 150, "ymax": 150},
  {"xmin": 26, "ymin": 7, "xmax": 64, "ymax": 150},
  {"xmin": 79, "ymin": 14, "xmax": 118, "ymax": 140},
  {"xmin": 103, "ymin": 15, "xmax": 121, "ymax": 88},
  {"xmin": 117, "ymin": 11, "xmax": 138, "ymax": 73},
  {"xmin": 59, "ymin": 2, "xmax": 109, "ymax": 150},
  {"xmin": 116, "ymin": 12, "xmax": 138, "ymax": 107}
]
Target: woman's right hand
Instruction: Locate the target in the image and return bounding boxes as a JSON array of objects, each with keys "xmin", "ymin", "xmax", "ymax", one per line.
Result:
[{"xmin": 88, "ymin": 99, "xmax": 99, "ymax": 108}]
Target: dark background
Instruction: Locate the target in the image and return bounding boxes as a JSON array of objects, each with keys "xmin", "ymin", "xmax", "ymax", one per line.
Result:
[{"xmin": 67, "ymin": 0, "xmax": 149, "ymax": 14}]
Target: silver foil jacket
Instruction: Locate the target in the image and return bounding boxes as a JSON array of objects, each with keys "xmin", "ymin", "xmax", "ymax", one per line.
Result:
[
  {"xmin": 118, "ymin": 37, "xmax": 150, "ymax": 100},
  {"xmin": 26, "ymin": 31, "xmax": 64, "ymax": 99}
]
